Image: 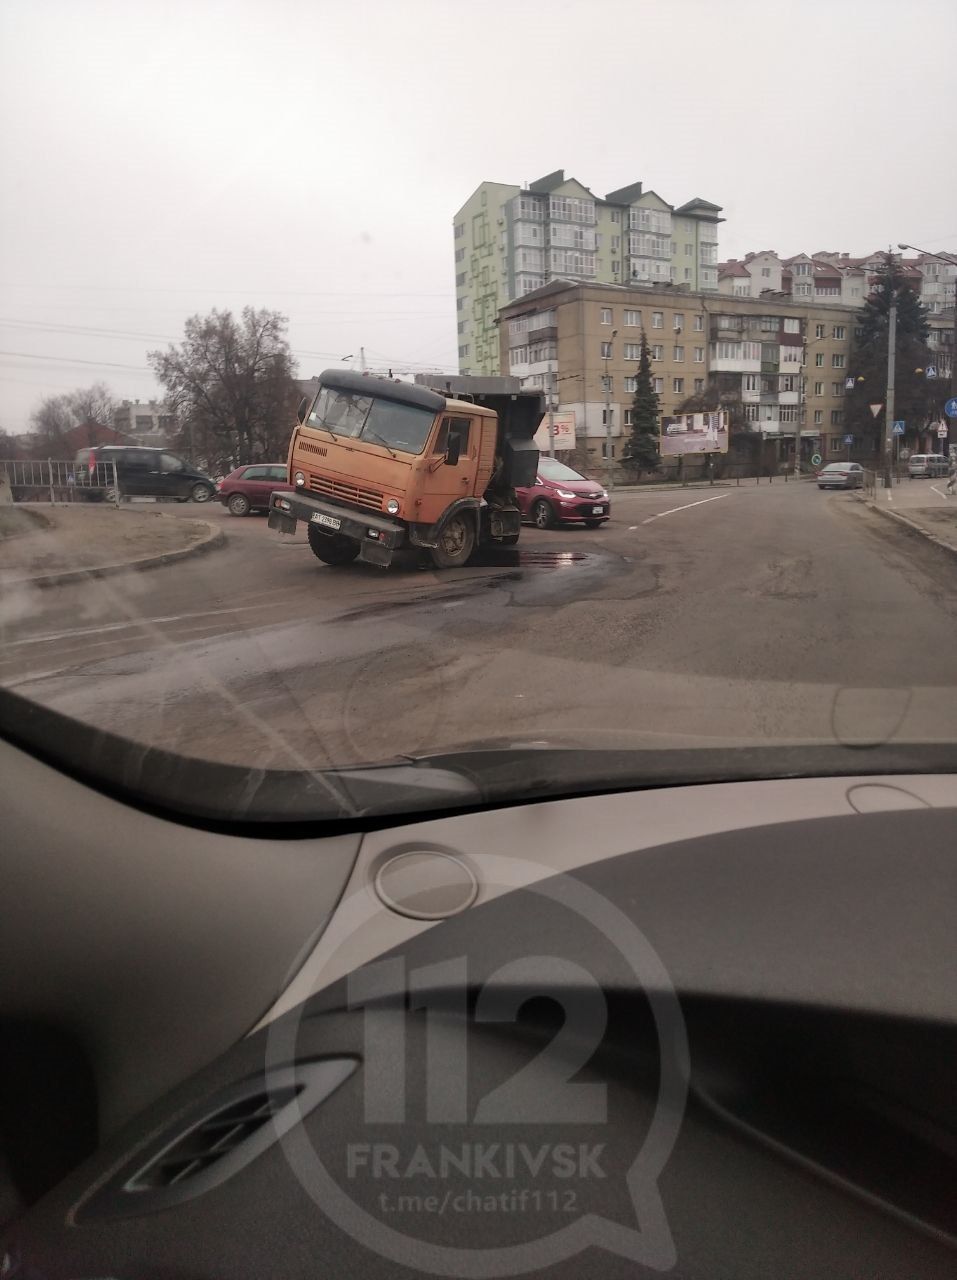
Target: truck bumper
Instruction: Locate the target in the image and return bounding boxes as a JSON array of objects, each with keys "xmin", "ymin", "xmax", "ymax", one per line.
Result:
[{"xmin": 268, "ymin": 490, "xmax": 407, "ymax": 565}]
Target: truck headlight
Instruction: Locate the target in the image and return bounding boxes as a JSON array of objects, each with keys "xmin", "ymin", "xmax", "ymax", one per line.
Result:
[
  {"xmin": 294, "ymin": 471, "xmax": 305, "ymax": 487},
  {"xmin": 386, "ymin": 498, "xmax": 400, "ymax": 514}
]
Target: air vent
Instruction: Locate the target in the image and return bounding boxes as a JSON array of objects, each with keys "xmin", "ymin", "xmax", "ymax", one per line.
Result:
[
  {"xmin": 74, "ymin": 1058, "xmax": 357, "ymax": 1223},
  {"xmin": 128, "ymin": 1084, "xmax": 302, "ymax": 1190}
]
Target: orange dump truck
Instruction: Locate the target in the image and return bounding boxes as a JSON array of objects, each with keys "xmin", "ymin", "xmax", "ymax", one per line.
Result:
[{"xmin": 268, "ymin": 369, "xmax": 543, "ymax": 569}]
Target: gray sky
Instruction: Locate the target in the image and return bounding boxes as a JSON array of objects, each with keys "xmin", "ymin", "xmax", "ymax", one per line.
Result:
[{"xmin": 2, "ymin": 0, "xmax": 955, "ymax": 430}]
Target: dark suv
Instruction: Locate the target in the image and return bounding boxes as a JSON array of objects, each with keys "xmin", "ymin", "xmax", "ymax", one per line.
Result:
[{"xmin": 75, "ymin": 447, "xmax": 216, "ymax": 502}]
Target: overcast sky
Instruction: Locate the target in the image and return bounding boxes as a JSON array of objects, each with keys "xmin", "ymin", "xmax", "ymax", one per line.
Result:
[{"xmin": 1, "ymin": 0, "xmax": 955, "ymax": 430}]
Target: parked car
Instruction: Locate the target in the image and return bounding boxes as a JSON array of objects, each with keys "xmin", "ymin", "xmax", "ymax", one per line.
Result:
[
  {"xmin": 817, "ymin": 462, "xmax": 864, "ymax": 490},
  {"xmin": 516, "ymin": 457, "xmax": 610, "ymax": 528},
  {"xmin": 74, "ymin": 447, "xmax": 216, "ymax": 502},
  {"xmin": 216, "ymin": 463, "xmax": 293, "ymax": 516},
  {"xmin": 907, "ymin": 454, "xmax": 950, "ymax": 479}
]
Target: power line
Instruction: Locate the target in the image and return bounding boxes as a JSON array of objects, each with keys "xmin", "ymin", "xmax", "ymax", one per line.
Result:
[{"xmin": 0, "ymin": 350, "xmax": 153, "ymax": 372}]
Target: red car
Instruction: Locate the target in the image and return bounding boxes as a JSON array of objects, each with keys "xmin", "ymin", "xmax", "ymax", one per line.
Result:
[
  {"xmin": 516, "ymin": 456, "xmax": 611, "ymax": 529},
  {"xmin": 216, "ymin": 463, "xmax": 293, "ymax": 516}
]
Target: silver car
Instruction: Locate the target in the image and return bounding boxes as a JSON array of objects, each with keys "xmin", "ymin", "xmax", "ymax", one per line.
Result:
[
  {"xmin": 817, "ymin": 462, "xmax": 864, "ymax": 490},
  {"xmin": 907, "ymin": 454, "xmax": 950, "ymax": 479}
]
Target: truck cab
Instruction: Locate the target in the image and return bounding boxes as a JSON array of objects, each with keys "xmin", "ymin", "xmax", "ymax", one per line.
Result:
[{"xmin": 269, "ymin": 370, "xmax": 542, "ymax": 569}]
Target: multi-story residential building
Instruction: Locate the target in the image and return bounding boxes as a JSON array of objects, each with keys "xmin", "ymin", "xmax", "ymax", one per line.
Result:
[
  {"xmin": 498, "ymin": 281, "xmax": 860, "ymax": 474},
  {"xmin": 112, "ymin": 398, "xmax": 176, "ymax": 446},
  {"xmin": 454, "ymin": 171, "xmax": 722, "ymax": 377}
]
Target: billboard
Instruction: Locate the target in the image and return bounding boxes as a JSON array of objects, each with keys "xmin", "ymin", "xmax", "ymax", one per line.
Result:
[
  {"xmin": 660, "ymin": 411, "xmax": 729, "ymax": 456},
  {"xmin": 534, "ymin": 411, "xmax": 576, "ymax": 452}
]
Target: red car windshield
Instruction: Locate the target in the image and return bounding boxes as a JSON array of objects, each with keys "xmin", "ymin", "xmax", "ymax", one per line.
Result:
[{"xmin": 538, "ymin": 457, "xmax": 587, "ymax": 483}]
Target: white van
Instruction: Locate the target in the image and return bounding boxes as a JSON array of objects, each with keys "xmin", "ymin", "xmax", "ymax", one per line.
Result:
[{"xmin": 907, "ymin": 454, "xmax": 950, "ymax": 479}]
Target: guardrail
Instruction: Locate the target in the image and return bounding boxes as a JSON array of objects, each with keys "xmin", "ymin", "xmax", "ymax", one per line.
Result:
[{"xmin": 1, "ymin": 459, "xmax": 119, "ymax": 506}]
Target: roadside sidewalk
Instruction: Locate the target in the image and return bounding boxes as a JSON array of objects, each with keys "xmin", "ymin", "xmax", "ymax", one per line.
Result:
[
  {"xmin": 857, "ymin": 482, "xmax": 957, "ymax": 558},
  {"xmin": 0, "ymin": 504, "xmax": 224, "ymax": 587}
]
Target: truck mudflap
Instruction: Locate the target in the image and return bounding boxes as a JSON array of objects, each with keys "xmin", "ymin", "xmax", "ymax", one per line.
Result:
[
  {"xmin": 268, "ymin": 490, "xmax": 406, "ymax": 556},
  {"xmin": 407, "ymin": 497, "xmax": 482, "ymax": 550}
]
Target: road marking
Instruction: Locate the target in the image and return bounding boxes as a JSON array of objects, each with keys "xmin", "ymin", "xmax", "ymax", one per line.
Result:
[
  {"xmin": 2, "ymin": 602, "xmax": 293, "ymax": 649},
  {"xmin": 640, "ymin": 493, "xmax": 730, "ymax": 524},
  {"xmin": 628, "ymin": 525, "xmax": 638, "ymax": 530},
  {"xmin": 930, "ymin": 485, "xmax": 949, "ymax": 501}
]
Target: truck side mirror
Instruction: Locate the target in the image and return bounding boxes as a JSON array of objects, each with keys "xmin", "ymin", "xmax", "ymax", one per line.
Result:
[
  {"xmin": 297, "ymin": 397, "xmax": 309, "ymax": 425},
  {"xmin": 445, "ymin": 436, "xmax": 462, "ymax": 467}
]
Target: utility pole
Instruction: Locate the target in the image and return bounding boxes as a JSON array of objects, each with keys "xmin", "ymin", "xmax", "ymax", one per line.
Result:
[
  {"xmin": 883, "ymin": 302, "xmax": 896, "ymax": 489},
  {"xmin": 547, "ymin": 362, "xmax": 556, "ymax": 457},
  {"xmin": 794, "ymin": 325, "xmax": 807, "ymax": 480}
]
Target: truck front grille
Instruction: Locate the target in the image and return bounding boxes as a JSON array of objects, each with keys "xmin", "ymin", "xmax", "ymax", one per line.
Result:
[{"xmin": 308, "ymin": 475, "xmax": 384, "ymax": 512}]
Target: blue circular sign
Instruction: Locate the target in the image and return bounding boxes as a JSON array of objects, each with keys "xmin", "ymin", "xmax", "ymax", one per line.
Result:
[{"xmin": 945, "ymin": 397, "xmax": 957, "ymax": 419}]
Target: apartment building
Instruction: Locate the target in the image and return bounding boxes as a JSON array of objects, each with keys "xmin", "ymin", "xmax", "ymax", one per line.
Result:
[
  {"xmin": 498, "ymin": 281, "xmax": 859, "ymax": 472},
  {"xmin": 112, "ymin": 399, "xmax": 176, "ymax": 446},
  {"xmin": 454, "ymin": 170, "xmax": 722, "ymax": 377}
]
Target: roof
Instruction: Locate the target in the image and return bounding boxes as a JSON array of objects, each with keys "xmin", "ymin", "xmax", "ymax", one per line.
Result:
[
  {"xmin": 718, "ymin": 261, "xmax": 751, "ymax": 279},
  {"xmin": 605, "ymin": 181, "xmax": 644, "ymax": 205},
  {"xmin": 674, "ymin": 197, "xmax": 724, "ymax": 218},
  {"xmin": 63, "ymin": 422, "xmax": 134, "ymax": 451},
  {"xmin": 528, "ymin": 169, "xmax": 565, "ymax": 193}
]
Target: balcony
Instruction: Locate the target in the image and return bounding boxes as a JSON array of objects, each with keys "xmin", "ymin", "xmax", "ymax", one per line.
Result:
[
  {"xmin": 761, "ymin": 360, "xmax": 779, "ymax": 374},
  {"xmin": 711, "ymin": 354, "xmax": 762, "ymax": 373}
]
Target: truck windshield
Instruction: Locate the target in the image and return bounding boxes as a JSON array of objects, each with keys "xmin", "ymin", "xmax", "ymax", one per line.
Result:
[{"xmin": 307, "ymin": 387, "xmax": 435, "ymax": 455}]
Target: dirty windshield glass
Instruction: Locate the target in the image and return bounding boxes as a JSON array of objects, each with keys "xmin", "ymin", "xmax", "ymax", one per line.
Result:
[{"xmin": 1, "ymin": 0, "xmax": 956, "ymax": 820}]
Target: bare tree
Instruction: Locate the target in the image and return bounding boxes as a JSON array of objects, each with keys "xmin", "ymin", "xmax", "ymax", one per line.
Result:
[
  {"xmin": 68, "ymin": 382, "xmax": 120, "ymax": 444},
  {"xmin": 148, "ymin": 308, "xmax": 299, "ymax": 470},
  {"xmin": 30, "ymin": 393, "xmax": 74, "ymax": 452},
  {"xmin": 29, "ymin": 382, "xmax": 120, "ymax": 453}
]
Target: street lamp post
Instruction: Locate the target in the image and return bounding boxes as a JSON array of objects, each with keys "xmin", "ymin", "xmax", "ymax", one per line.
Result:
[{"xmin": 603, "ymin": 328, "xmax": 617, "ymax": 489}]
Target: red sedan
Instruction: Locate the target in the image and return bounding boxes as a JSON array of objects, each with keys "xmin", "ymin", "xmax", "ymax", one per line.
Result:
[
  {"xmin": 516, "ymin": 456, "xmax": 611, "ymax": 529},
  {"xmin": 216, "ymin": 463, "xmax": 293, "ymax": 516}
]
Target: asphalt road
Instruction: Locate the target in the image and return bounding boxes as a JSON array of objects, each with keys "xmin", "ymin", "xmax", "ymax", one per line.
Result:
[{"xmin": 2, "ymin": 480, "xmax": 956, "ymax": 771}]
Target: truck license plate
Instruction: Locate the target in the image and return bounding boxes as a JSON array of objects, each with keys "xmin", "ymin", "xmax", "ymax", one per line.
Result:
[
  {"xmin": 312, "ymin": 512, "xmax": 341, "ymax": 530},
  {"xmin": 592, "ymin": 506, "xmax": 604, "ymax": 515}
]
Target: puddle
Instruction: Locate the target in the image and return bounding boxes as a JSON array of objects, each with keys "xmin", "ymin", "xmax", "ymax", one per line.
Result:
[{"xmin": 472, "ymin": 547, "xmax": 589, "ymax": 568}]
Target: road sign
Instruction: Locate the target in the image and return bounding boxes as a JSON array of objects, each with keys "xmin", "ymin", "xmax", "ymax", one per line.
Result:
[
  {"xmin": 811, "ymin": 453, "xmax": 822, "ymax": 466},
  {"xmin": 945, "ymin": 398, "xmax": 957, "ymax": 419},
  {"xmin": 925, "ymin": 365, "xmax": 937, "ymax": 379},
  {"xmin": 937, "ymin": 424, "xmax": 949, "ymax": 438},
  {"xmin": 843, "ymin": 434, "xmax": 854, "ymax": 445},
  {"xmin": 869, "ymin": 403, "xmax": 883, "ymax": 417},
  {"xmin": 844, "ymin": 377, "xmax": 855, "ymax": 391},
  {"xmin": 892, "ymin": 422, "xmax": 906, "ymax": 435}
]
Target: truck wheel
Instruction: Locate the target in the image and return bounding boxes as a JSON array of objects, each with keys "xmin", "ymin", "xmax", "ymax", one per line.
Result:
[
  {"xmin": 532, "ymin": 499, "xmax": 555, "ymax": 529},
  {"xmin": 307, "ymin": 523, "xmax": 360, "ymax": 565},
  {"xmin": 431, "ymin": 513, "xmax": 475, "ymax": 568}
]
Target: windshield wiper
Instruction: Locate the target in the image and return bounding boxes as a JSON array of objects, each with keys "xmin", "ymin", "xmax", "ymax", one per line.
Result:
[{"xmin": 363, "ymin": 428, "xmax": 397, "ymax": 459}]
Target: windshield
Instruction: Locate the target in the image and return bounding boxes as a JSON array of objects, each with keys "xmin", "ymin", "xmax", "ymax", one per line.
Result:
[
  {"xmin": 538, "ymin": 457, "xmax": 588, "ymax": 483},
  {"xmin": 307, "ymin": 387, "xmax": 435, "ymax": 455},
  {"xmin": 2, "ymin": 2, "xmax": 957, "ymax": 831}
]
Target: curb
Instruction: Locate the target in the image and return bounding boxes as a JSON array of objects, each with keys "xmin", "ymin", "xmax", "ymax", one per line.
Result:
[
  {"xmin": 3, "ymin": 520, "xmax": 226, "ymax": 589},
  {"xmin": 858, "ymin": 495, "xmax": 957, "ymax": 562}
]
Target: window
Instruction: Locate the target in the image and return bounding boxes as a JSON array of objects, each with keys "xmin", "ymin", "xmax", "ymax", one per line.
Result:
[
  {"xmin": 611, "ymin": 209, "xmax": 620, "ymax": 223},
  {"xmin": 454, "ymin": 222, "xmax": 465, "ymax": 239},
  {"xmin": 761, "ymin": 267, "xmax": 771, "ymax": 277},
  {"xmin": 623, "ymin": 343, "xmax": 641, "ymax": 360},
  {"xmin": 673, "ymin": 345, "xmax": 684, "ymax": 362},
  {"xmin": 611, "ymin": 235, "xmax": 620, "ymax": 251},
  {"xmin": 624, "ymin": 309, "xmax": 641, "ymax": 326},
  {"xmin": 831, "ymin": 409, "xmax": 844, "ymax": 426},
  {"xmin": 693, "ymin": 347, "xmax": 704, "ymax": 362},
  {"xmin": 814, "ymin": 381, "xmax": 823, "ymax": 395},
  {"xmin": 600, "ymin": 440, "xmax": 616, "ymax": 457},
  {"xmin": 782, "ymin": 375, "xmax": 795, "ymax": 392},
  {"xmin": 831, "ymin": 382, "xmax": 843, "ymax": 396},
  {"xmin": 734, "ymin": 285, "xmax": 750, "ymax": 297},
  {"xmin": 685, "ymin": 243, "xmax": 693, "ymax": 256},
  {"xmin": 600, "ymin": 308, "xmax": 612, "ymax": 325},
  {"xmin": 458, "ymin": 343, "xmax": 470, "ymax": 357},
  {"xmin": 744, "ymin": 374, "xmax": 758, "ymax": 391},
  {"xmin": 651, "ymin": 344, "xmax": 663, "ymax": 360},
  {"xmin": 652, "ymin": 312, "xmax": 663, "ymax": 328},
  {"xmin": 624, "ymin": 375, "xmax": 637, "ymax": 393},
  {"xmin": 814, "ymin": 410, "xmax": 823, "ymax": 425},
  {"xmin": 601, "ymin": 375, "xmax": 613, "ymax": 393},
  {"xmin": 549, "ymin": 195, "xmax": 595, "ymax": 223},
  {"xmin": 623, "ymin": 409, "xmax": 633, "ymax": 427},
  {"xmin": 684, "ymin": 268, "xmax": 692, "ymax": 281},
  {"xmin": 694, "ymin": 378, "xmax": 705, "ymax": 393},
  {"xmin": 816, "ymin": 286, "xmax": 840, "ymax": 297},
  {"xmin": 783, "ymin": 317, "xmax": 801, "ymax": 334},
  {"xmin": 612, "ymin": 261, "xmax": 620, "ymax": 274},
  {"xmin": 831, "ymin": 436, "xmax": 846, "ymax": 452},
  {"xmin": 780, "ymin": 406, "xmax": 799, "ymax": 423},
  {"xmin": 435, "ymin": 417, "xmax": 471, "ymax": 458},
  {"xmin": 673, "ymin": 377, "xmax": 684, "ymax": 394},
  {"xmin": 455, "ymin": 248, "xmax": 465, "ymax": 263},
  {"xmin": 674, "ymin": 314, "xmax": 684, "ymax": 330},
  {"xmin": 653, "ymin": 377, "xmax": 664, "ymax": 393},
  {"xmin": 832, "ymin": 353, "xmax": 845, "ymax": 369},
  {"xmin": 160, "ymin": 452, "xmax": 184, "ymax": 473},
  {"xmin": 794, "ymin": 263, "xmax": 811, "ymax": 275},
  {"xmin": 815, "ymin": 324, "xmax": 825, "ymax": 338},
  {"xmin": 600, "ymin": 341, "xmax": 613, "ymax": 359},
  {"xmin": 455, "ymin": 272, "xmax": 466, "ymax": 287},
  {"xmin": 742, "ymin": 341, "xmax": 761, "ymax": 361},
  {"xmin": 795, "ymin": 284, "xmax": 812, "ymax": 296},
  {"xmin": 815, "ymin": 352, "xmax": 824, "ymax": 367},
  {"xmin": 745, "ymin": 404, "xmax": 761, "ymax": 422},
  {"xmin": 509, "ymin": 346, "xmax": 529, "ymax": 366},
  {"xmin": 833, "ymin": 325, "xmax": 846, "ymax": 339},
  {"xmin": 456, "ymin": 296, "xmax": 464, "ymax": 311},
  {"xmin": 601, "ymin": 409, "xmax": 613, "ymax": 427},
  {"xmin": 694, "ymin": 314, "xmax": 704, "ymax": 331}
]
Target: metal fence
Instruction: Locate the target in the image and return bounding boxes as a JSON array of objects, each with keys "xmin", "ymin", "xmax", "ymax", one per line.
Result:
[{"xmin": 1, "ymin": 459, "xmax": 119, "ymax": 506}]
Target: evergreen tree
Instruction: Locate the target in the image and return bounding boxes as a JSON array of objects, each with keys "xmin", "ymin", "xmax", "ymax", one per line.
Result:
[
  {"xmin": 844, "ymin": 253, "xmax": 935, "ymax": 443},
  {"xmin": 620, "ymin": 333, "xmax": 660, "ymax": 476}
]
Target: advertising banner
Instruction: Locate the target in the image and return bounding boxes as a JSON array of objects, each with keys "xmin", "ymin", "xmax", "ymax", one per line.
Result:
[{"xmin": 660, "ymin": 411, "xmax": 729, "ymax": 456}]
